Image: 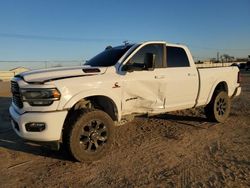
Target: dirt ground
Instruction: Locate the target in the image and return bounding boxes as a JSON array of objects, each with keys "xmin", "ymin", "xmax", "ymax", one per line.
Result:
[{"xmin": 0, "ymin": 72, "xmax": 249, "ymax": 188}]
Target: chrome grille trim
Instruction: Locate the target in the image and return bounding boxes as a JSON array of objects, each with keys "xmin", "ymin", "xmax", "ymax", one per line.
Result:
[{"xmin": 11, "ymin": 81, "xmax": 23, "ymax": 108}]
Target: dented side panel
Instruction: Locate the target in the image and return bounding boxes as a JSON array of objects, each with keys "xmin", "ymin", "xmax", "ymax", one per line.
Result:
[
  {"xmin": 121, "ymin": 70, "xmax": 165, "ymax": 115},
  {"xmin": 121, "ymin": 66, "xmax": 199, "ymax": 115}
]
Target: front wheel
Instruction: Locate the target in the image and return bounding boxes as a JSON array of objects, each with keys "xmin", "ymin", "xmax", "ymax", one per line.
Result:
[
  {"xmin": 64, "ymin": 109, "xmax": 114, "ymax": 162},
  {"xmin": 204, "ymin": 91, "xmax": 231, "ymax": 123}
]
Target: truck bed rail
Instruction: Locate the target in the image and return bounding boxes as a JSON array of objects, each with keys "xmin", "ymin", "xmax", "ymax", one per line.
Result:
[{"xmin": 195, "ymin": 62, "xmax": 233, "ymax": 68}]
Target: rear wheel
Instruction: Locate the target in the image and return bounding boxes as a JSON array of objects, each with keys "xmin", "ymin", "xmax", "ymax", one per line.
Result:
[
  {"xmin": 204, "ymin": 91, "xmax": 231, "ymax": 123},
  {"xmin": 64, "ymin": 109, "xmax": 114, "ymax": 162}
]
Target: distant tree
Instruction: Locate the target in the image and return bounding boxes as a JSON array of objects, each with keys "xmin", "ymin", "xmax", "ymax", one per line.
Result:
[
  {"xmin": 229, "ymin": 56, "xmax": 235, "ymax": 62},
  {"xmin": 220, "ymin": 54, "xmax": 233, "ymax": 62},
  {"xmin": 236, "ymin": 58, "xmax": 248, "ymax": 62},
  {"xmin": 210, "ymin": 58, "xmax": 217, "ymax": 63},
  {"xmin": 195, "ymin": 60, "xmax": 203, "ymax": 64}
]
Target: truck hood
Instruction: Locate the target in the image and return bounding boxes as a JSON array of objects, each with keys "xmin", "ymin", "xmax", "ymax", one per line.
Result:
[{"xmin": 16, "ymin": 66, "xmax": 108, "ymax": 84}]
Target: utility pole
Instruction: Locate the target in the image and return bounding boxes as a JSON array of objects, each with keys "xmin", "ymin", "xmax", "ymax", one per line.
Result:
[{"xmin": 217, "ymin": 52, "xmax": 219, "ymax": 62}]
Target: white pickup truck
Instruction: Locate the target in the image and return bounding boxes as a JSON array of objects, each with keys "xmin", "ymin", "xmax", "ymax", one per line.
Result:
[{"xmin": 9, "ymin": 41, "xmax": 241, "ymax": 162}]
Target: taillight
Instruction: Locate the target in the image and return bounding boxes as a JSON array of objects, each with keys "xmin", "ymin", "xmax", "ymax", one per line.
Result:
[{"xmin": 237, "ymin": 71, "xmax": 241, "ymax": 83}]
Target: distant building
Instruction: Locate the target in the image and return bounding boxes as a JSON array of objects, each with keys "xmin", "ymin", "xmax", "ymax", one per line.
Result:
[
  {"xmin": 0, "ymin": 67, "xmax": 29, "ymax": 81},
  {"xmin": 203, "ymin": 61, "xmax": 212, "ymax": 64}
]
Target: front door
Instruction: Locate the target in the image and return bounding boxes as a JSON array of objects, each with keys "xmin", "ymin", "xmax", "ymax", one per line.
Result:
[{"xmin": 120, "ymin": 43, "xmax": 165, "ymax": 115}]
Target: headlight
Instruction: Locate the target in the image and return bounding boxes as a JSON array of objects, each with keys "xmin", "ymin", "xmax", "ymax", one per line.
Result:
[{"xmin": 21, "ymin": 88, "xmax": 61, "ymax": 106}]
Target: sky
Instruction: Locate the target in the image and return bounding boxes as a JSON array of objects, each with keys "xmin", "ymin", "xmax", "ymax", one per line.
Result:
[{"xmin": 0, "ymin": 0, "xmax": 250, "ymax": 70}]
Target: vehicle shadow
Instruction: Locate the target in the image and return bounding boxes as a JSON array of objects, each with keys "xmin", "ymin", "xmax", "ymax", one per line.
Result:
[
  {"xmin": 0, "ymin": 131, "xmax": 72, "ymax": 162},
  {"xmin": 149, "ymin": 112, "xmax": 215, "ymax": 129},
  {"xmin": 0, "ymin": 97, "xmax": 72, "ymax": 162}
]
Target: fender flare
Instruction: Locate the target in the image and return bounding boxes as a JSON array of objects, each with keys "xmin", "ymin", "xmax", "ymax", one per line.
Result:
[
  {"xmin": 62, "ymin": 89, "xmax": 122, "ymax": 121},
  {"xmin": 206, "ymin": 80, "xmax": 230, "ymax": 104}
]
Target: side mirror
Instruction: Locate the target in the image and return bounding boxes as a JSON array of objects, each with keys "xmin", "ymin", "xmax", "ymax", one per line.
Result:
[
  {"xmin": 122, "ymin": 64, "xmax": 134, "ymax": 72},
  {"xmin": 144, "ymin": 53, "xmax": 156, "ymax": 71}
]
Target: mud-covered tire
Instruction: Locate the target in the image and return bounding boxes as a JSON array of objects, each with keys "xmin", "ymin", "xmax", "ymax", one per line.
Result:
[
  {"xmin": 64, "ymin": 109, "xmax": 114, "ymax": 162},
  {"xmin": 204, "ymin": 91, "xmax": 231, "ymax": 123}
]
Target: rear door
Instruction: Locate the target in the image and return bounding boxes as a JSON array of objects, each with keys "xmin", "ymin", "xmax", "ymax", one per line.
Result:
[{"xmin": 162, "ymin": 46, "xmax": 199, "ymax": 110}]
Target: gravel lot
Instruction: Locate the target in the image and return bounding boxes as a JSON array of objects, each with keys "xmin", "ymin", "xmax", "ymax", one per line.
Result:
[{"xmin": 0, "ymin": 72, "xmax": 249, "ymax": 187}]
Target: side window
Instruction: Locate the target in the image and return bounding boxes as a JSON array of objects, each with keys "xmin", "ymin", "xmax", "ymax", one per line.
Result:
[
  {"xmin": 166, "ymin": 47, "xmax": 190, "ymax": 67},
  {"xmin": 129, "ymin": 44, "xmax": 164, "ymax": 68}
]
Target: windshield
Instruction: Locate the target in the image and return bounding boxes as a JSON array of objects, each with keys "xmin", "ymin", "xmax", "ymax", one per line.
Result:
[{"xmin": 85, "ymin": 45, "xmax": 133, "ymax": 67}]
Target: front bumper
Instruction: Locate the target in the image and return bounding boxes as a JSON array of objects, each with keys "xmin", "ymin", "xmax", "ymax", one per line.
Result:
[{"xmin": 9, "ymin": 106, "xmax": 68, "ymax": 142}]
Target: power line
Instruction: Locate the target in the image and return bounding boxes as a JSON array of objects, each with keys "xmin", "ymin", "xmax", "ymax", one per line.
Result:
[
  {"xmin": 0, "ymin": 60, "xmax": 84, "ymax": 62},
  {"xmin": 0, "ymin": 33, "xmax": 123, "ymax": 42},
  {"xmin": 187, "ymin": 44, "xmax": 250, "ymax": 51},
  {"xmin": 1, "ymin": 33, "xmax": 250, "ymax": 51}
]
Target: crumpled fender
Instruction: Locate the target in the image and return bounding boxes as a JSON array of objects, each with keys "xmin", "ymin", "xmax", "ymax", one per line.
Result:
[{"xmin": 62, "ymin": 89, "xmax": 122, "ymax": 120}]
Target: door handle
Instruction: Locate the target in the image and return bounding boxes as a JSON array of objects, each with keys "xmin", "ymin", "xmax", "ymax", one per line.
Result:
[
  {"xmin": 155, "ymin": 75, "xmax": 165, "ymax": 79},
  {"xmin": 188, "ymin": 73, "xmax": 196, "ymax": 76}
]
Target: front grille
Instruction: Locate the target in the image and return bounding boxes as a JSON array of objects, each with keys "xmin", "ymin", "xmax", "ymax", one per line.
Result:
[{"xmin": 11, "ymin": 81, "xmax": 23, "ymax": 108}]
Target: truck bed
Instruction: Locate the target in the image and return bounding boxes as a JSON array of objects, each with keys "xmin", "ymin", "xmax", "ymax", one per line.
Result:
[{"xmin": 196, "ymin": 66, "xmax": 239, "ymax": 106}]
